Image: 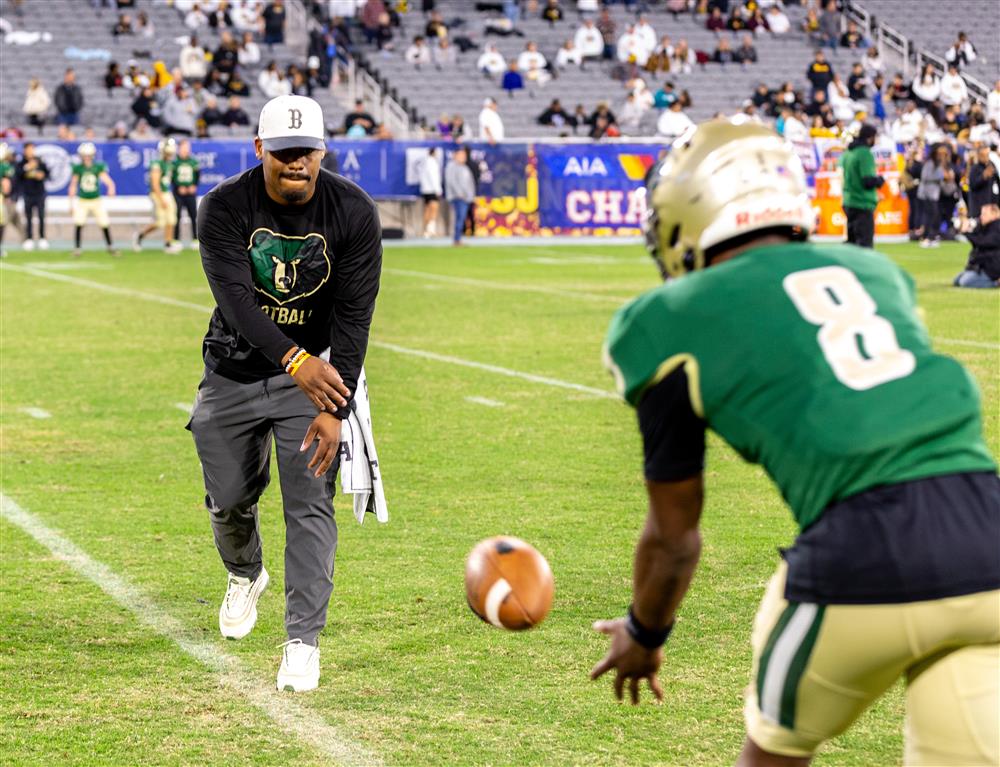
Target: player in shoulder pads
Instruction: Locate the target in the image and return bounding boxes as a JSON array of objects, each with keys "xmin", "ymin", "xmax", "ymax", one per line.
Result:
[
  {"xmin": 133, "ymin": 138, "xmax": 182, "ymax": 253},
  {"xmin": 592, "ymin": 117, "xmax": 999, "ymax": 767},
  {"xmin": 68, "ymin": 142, "xmax": 119, "ymax": 258}
]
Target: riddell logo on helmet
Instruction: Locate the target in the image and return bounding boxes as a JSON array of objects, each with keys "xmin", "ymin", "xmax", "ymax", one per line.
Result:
[{"xmin": 735, "ymin": 207, "xmax": 804, "ymax": 227}]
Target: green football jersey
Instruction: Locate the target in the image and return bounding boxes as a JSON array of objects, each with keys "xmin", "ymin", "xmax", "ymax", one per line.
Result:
[
  {"xmin": 605, "ymin": 242, "xmax": 995, "ymax": 530},
  {"xmin": 172, "ymin": 157, "xmax": 200, "ymax": 188},
  {"xmin": 0, "ymin": 160, "xmax": 12, "ymax": 198},
  {"xmin": 150, "ymin": 159, "xmax": 173, "ymax": 192},
  {"xmin": 72, "ymin": 161, "xmax": 107, "ymax": 200}
]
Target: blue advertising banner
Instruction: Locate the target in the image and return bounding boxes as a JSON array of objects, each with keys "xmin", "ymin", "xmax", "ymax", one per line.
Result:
[{"xmin": 535, "ymin": 143, "xmax": 667, "ymax": 230}]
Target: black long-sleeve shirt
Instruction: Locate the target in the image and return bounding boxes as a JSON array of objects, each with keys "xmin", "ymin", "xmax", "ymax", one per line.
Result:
[{"xmin": 196, "ymin": 165, "xmax": 382, "ymax": 416}]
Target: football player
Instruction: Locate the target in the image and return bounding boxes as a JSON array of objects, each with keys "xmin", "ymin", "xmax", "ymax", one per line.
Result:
[
  {"xmin": 0, "ymin": 142, "xmax": 12, "ymax": 257},
  {"xmin": 133, "ymin": 138, "xmax": 182, "ymax": 253},
  {"xmin": 68, "ymin": 142, "xmax": 119, "ymax": 258},
  {"xmin": 591, "ymin": 118, "xmax": 999, "ymax": 766}
]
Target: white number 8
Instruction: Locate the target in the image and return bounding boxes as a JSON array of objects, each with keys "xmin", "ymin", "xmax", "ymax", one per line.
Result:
[{"xmin": 783, "ymin": 266, "xmax": 915, "ymax": 391}]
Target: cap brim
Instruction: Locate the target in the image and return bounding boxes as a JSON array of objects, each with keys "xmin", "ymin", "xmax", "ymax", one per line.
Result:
[{"xmin": 261, "ymin": 136, "xmax": 326, "ymax": 151}]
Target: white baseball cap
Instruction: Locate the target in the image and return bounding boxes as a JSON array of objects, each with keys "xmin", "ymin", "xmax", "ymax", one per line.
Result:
[{"xmin": 258, "ymin": 95, "xmax": 325, "ymax": 152}]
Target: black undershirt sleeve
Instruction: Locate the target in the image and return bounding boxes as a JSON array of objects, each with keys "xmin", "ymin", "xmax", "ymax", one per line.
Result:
[
  {"xmin": 328, "ymin": 196, "xmax": 382, "ymax": 408},
  {"xmin": 198, "ymin": 192, "xmax": 295, "ymax": 365},
  {"xmin": 637, "ymin": 365, "xmax": 707, "ymax": 483}
]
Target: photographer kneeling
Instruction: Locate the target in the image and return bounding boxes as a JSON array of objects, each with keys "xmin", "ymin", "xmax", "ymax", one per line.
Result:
[{"xmin": 954, "ymin": 203, "xmax": 1000, "ymax": 288}]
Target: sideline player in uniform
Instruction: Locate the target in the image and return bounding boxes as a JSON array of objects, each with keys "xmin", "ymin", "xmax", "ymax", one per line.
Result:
[
  {"xmin": 172, "ymin": 139, "xmax": 200, "ymax": 249},
  {"xmin": 68, "ymin": 142, "xmax": 120, "ymax": 258},
  {"xmin": 187, "ymin": 95, "xmax": 381, "ymax": 692},
  {"xmin": 0, "ymin": 143, "xmax": 12, "ymax": 257},
  {"xmin": 133, "ymin": 138, "xmax": 182, "ymax": 253},
  {"xmin": 590, "ymin": 119, "xmax": 999, "ymax": 766}
]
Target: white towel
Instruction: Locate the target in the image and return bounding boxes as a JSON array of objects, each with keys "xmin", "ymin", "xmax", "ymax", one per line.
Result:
[{"xmin": 337, "ymin": 367, "xmax": 388, "ymax": 525}]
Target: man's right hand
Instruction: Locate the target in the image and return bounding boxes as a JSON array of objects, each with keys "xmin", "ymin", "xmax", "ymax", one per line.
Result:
[{"xmin": 292, "ymin": 355, "xmax": 350, "ymax": 413}]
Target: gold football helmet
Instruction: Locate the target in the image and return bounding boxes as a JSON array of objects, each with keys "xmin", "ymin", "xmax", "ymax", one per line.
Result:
[
  {"xmin": 158, "ymin": 137, "xmax": 177, "ymax": 158},
  {"xmin": 644, "ymin": 117, "xmax": 814, "ymax": 279}
]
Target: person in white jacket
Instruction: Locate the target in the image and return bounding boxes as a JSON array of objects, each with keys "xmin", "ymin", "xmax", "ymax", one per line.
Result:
[
  {"xmin": 617, "ymin": 25, "xmax": 649, "ymax": 67},
  {"xmin": 574, "ymin": 19, "xmax": 604, "ymax": 60},
  {"xmin": 258, "ymin": 61, "xmax": 291, "ymax": 98},
  {"xmin": 477, "ymin": 44, "xmax": 506, "ymax": 75},
  {"xmin": 180, "ymin": 36, "xmax": 209, "ymax": 81},
  {"xmin": 419, "ymin": 147, "xmax": 443, "ymax": 238},
  {"xmin": 22, "ymin": 78, "xmax": 52, "ymax": 132},
  {"xmin": 989, "ymin": 80, "xmax": 1000, "ymax": 124},
  {"xmin": 517, "ymin": 42, "xmax": 547, "ymax": 73},
  {"xmin": 911, "ymin": 64, "xmax": 940, "ymax": 107},
  {"xmin": 939, "ymin": 64, "xmax": 968, "ymax": 108},
  {"xmin": 555, "ymin": 39, "xmax": 582, "ymax": 68}
]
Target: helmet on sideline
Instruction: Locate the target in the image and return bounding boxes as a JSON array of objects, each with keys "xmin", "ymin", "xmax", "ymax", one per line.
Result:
[
  {"xmin": 78, "ymin": 142, "xmax": 97, "ymax": 157},
  {"xmin": 158, "ymin": 137, "xmax": 177, "ymax": 157},
  {"xmin": 644, "ymin": 116, "xmax": 814, "ymax": 279}
]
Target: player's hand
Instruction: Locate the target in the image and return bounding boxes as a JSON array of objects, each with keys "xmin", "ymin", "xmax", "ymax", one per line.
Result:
[
  {"xmin": 590, "ymin": 618, "xmax": 664, "ymax": 705},
  {"xmin": 300, "ymin": 412, "xmax": 342, "ymax": 478},
  {"xmin": 293, "ymin": 356, "xmax": 350, "ymax": 413}
]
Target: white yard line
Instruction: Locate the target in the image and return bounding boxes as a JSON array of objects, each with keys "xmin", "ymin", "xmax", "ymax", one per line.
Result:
[
  {"xmin": 0, "ymin": 263, "xmax": 624, "ymax": 398},
  {"xmin": 464, "ymin": 396, "xmax": 505, "ymax": 408},
  {"xmin": 19, "ymin": 407, "xmax": 52, "ymax": 419},
  {"xmin": 383, "ymin": 267, "xmax": 630, "ymax": 304},
  {"xmin": 173, "ymin": 402, "xmax": 193, "ymax": 415},
  {"xmin": 0, "ymin": 494, "xmax": 381, "ymax": 767},
  {"xmin": 933, "ymin": 337, "xmax": 1000, "ymax": 350}
]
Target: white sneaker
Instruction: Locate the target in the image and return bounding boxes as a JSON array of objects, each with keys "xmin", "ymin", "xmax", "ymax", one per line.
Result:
[
  {"xmin": 132, "ymin": 232, "xmax": 142, "ymax": 252},
  {"xmin": 277, "ymin": 639, "xmax": 320, "ymax": 692},
  {"xmin": 919, "ymin": 239, "xmax": 931, "ymax": 248},
  {"xmin": 930, "ymin": 240, "xmax": 940, "ymax": 248},
  {"xmin": 23, "ymin": 239, "xmax": 35, "ymax": 251},
  {"xmin": 219, "ymin": 567, "xmax": 269, "ymax": 640},
  {"xmin": 38, "ymin": 238, "xmax": 49, "ymax": 250},
  {"xmin": 166, "ymin": 241, "xmax": 183, "ymax": 254}
]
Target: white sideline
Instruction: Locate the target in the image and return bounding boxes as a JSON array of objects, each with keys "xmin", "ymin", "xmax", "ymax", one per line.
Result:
[
  {"xmin": 384, "ymin": 267, "xmax": 630, "ymax": 304},
  {"xmin": 0, "ymin": 262, "xmax": 624, "ymax": 398},
  {"xmin": 464, "ymin": 396, "xmax": 506, "ymax": 408},
  {"xmin": 174, "ymin": 402, "xmax": 194, "ymax": 415},
  {"xmin": 19, "ymin": 407, "xmax": 52, "ymax": 419},
  {"xmin": 0, "ymin": 493, "xmax": 381, "ymax": 767}
]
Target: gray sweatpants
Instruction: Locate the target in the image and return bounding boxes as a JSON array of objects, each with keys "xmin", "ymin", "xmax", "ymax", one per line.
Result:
[{"xmin": 187, "ymin": 368, "xmax": 338, "ymax": 646}]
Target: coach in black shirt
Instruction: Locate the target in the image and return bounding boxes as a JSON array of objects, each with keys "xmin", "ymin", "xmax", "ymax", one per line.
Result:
[{"xmin": 188, "ymin": 94, "xmax": 381, "ymax": 692}]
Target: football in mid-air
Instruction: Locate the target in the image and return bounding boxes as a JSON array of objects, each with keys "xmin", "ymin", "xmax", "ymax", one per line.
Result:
[{"xmin": 465, "ymin": 536, "xmax": 554, "ymax": 630}]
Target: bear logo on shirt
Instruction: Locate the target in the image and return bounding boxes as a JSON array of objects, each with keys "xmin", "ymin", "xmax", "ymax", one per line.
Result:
[{"xmin": 248, "ymin": 228, "xmax": 331, "ymax": 305}]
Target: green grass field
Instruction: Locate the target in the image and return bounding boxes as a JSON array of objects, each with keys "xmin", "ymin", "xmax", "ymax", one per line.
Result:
[{"xmin": 1, "ymin": 240, "xmax": 997, "ymax": 767}]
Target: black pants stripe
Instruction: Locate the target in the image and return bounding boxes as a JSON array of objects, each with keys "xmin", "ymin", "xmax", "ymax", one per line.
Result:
[{"xmin": 24, "ymin": 195, "xmax": 46, "ymax": 240}]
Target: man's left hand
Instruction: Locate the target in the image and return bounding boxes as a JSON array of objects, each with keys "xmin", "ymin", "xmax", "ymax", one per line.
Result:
[
  {"xmin": 589, "ymin": 618, "xmax": 664, "ymax": 705},
  {"xmin": 300, "ymin": 412, "xmax": 342, "ymax": 478}
]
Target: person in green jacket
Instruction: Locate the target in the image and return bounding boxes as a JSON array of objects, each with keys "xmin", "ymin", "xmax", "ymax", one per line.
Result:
[{"xmin": 839, "ymin": 123, "xmax": 884, "ymax": 248}]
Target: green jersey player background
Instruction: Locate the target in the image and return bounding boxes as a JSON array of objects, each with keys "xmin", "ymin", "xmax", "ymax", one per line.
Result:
[
  {"xmin": 0, "ymin": 142, "xmax": 13, "ymax": 257},
  {"xmin": 590, "ymin": 119, "xmax": 999, "ymax": 767},
  {"xmin": 68, "ymin": 142, "xmax": 119, "ymax": 258},
  {"xmin": 172, "ymin": 139, "xmax": 200, "ymax": 248},
  {"xmin": 133, "ymin": 138, "xmax": 181, "ymax": 254}
]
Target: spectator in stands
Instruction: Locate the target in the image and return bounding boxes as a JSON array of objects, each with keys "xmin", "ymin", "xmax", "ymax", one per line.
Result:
[
  {"xmin": 434, "ymin": 37, "xmax": 457, "ymax": 68},
  {"xmin": 726, "ymin": 6, "xmax": 747, "ymax": 33},
  {"xmin": 105, "ymin": 62, "xmax": 124, "ymax": 93},
  {"xmin": 221, "ymin": 95, "xmax": 250, "ymax": 128},
  {"xmin": 477, "ymin": 44, "xmax": 507, "ymax": 75},
  {"xmin": 671, "ymin": 39, "xmax": 695, "ymax": 74},
  {"xmin": 424, "ymin": 10, "xmax": 446, "ymax": 39},
  {"xmin": 262, "ymin": 0, "xmax": 287, "ymax": 46},
  {"xmin": 113, "ymin": 13, "xmax": 134, "ymax": 36},
  {"xmin": 656, "ymin": 99, "xmax": 694, "ymax": 140},
  {"xmin": 634, "ymin": 15, "xmax": 657, "ymax": 53},
  {"xmin": 617, "ymin": 24, "xmax": 650, "ymax": 67},
  {"xmin": 586, "ymin": 101, "xmax": 617, "ymax": 138},
  {"xmin": 911, "ymin": 64, "xmax": 940, "ymax": 110},
  {"xmin": 779, "ymin": 106, "xmax": 809, "ymax": 141},
  {"xmin": 750, "ymin": 83, "xmax": 772, "ymax": 113},
  {"xmin": 185, "ymin": 3, "xmax": 208, "ymax": 30},
  {"xmin": 862, "ymin": 46, "xmax": 884, "ymax": 78},
  {"xmin": 406, "ymin": 35, "xmax": 432, "ymax": 67},
  {"xmin": 20, "ymin": 77, "xmax": 51, "ymax": 135},
  {"xmin": 940, "ymin": 64, "xmax": 968, "ymax": 109},
  {"xmin": 213, "ymin": 32, "xmax": 241, "ymax": 78},
  {"xmin": 806, "ymin": 89, "xmax": 834, "ymax": 126},
  {"xmin": 887, "ymin": 72, "xmax": 910, "ymax": 108},
  {"xmin": 766, "ymin": 4, "xmax": 789, "ymax": 35},
  {"xmin": 643, "ymin": 35, "xmax": 673, "ymax": 74},
  {"xmin": 130, "ymin": 118, "xmax": 155, "ymax": 140},
  {"xmin": 54, "ymin": 69, "xmax": 84, "ymax": 128},
  {"xmin": 542, "ymin": 0, "xmax": 563, "ymax": 23},
  {"xmin": 225, "ymin": 70, "xmax": 250, "ymax": 96},
  {"xmin": 136, "ymin": 10, "xmax": 154, "ymax": 38},
  {"xmin": 654, "ymin": 81, "xmax": 678, "ymax": 109},
  {"xmin": 588, "ymin": 114, "xmax": 614, "ymax": 140},
  {"xmin": 939, "ymin": 105, "xmax": 963, "ymax": 137},
  {"xmin": 918, "ymin": 144, "xmax": 949, "ymax": 246},
  {"xmin": 574, "ymin": 18, "xmax": 603, "ymax": 61},
  {"xmin": 419, "ymin": 147, "xmax": 442, "ymax": 237},
  {"xmin": 839, "ymin": 20, "xmax": 867, "ymax": 50},
  {"xmin": 806, "ymin": 50, "xmax": 834, "ymax": 93},
  {"xmin": 239, "ymin": 31, "xmax": 261, "ymax": 67},
  {"xmin": 344, "ymin": 99, "xmax": 375, "ymax": 135},
  {"xmin": 969, "ymin": 144, "xmax": 1000, "ymax": 218},
  {"xmin": 233, "ymin": 0, "xmax": 260, "ymax": 31},
  {"xmin": 450, "ymin": 114, "xmax": 471, "ymax": 142},
  {"xmin": 953, "ymin": 203, "xmax": 1000, "ymax": 287},
  {"xmin": 445, "ymin": 146, "xmax": 475, "ymax": 245},
  {"xmin": 204, "ymin": 69, "xmax": 228, "ymax": 96},
  {"xmin": 537, "ymin": 98, "xmax": 576, "ymax": 128},
  {"xmin": 436, "ymin": 113, "xmax": 453, "ymax": 138},
  {"xmin": 16, "ymin": 143, "xmax": 49, "ymax": 250},
  {"xmin": 555, "ymin": 38, "xmax": 582, "ymax": 68},
  {"xmin": 163, "ymin": 85, "xmax": 198, "ymax": 136},
  {"xmin": 107, "ymin": 121, "xmax": 129, "ymax": 140},
  {"xmin": 712, "ymin": 37, "xmax": 735, "ymax": 66},
  {"xmin": 818, "ymin": 0, "xmax": 840, "ymax": 52},
  {"xmin": 944, "ymin": 31, "xmax": 977, "ymax": 70},
  {"xmin": 987, "ymin": 80, "xmax": 1000, "ymax": 124},
  {"xmin": 774, "ymin": 81, "xmax": 799, "ymax": 110},
  {"xmin": 847, "ymin": 62, "xmax": 867, "ymax": 101},
  {"xmin": 200, "ymin": 95, "xmax": 224, "ymax": 130},
  {"xmin": 802, "ymin": 5, "xmax": 821, "ymax": 44},
  {"xmin": 258, "ymin": 61, "xmax": 290, "ymax": 97},
  {"xmin": 131, "ymin": 86, "xmax": 160, "ymax": 128},
  {"xmin": 181, "ymin": 36, "xmax": 209, "ymax": 81},
  {"xmin": 478, "ymin": 98, "xmax": 504, "ymax": 144},
  {"xmin": 208, "ymin": 0, "xmax": 234, "ymax": 29},
  {"xmin": 576, "ymin": 0, "xmax": 599, "ymax": 12},
  {"xmin": 619, "ymin": 92, "xmax": 645, "ymax": 135},
  {"xmin": 501, "ymin": 61, "xmax": 524, "ymax": 96},
  {"xmin": 597, "ymin": 9, "xmax": 616, "ymax": 60},
  {"xmin": 734, "ymin": 34, "xmax": 757, "ymax": 66},
  {"xmin": 517, "ymin": 42, "xmax": 546, "ymax": 72},
  {"xmin": 706, "ymin": 6, "xmax": 725, "ymax": 32}
]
